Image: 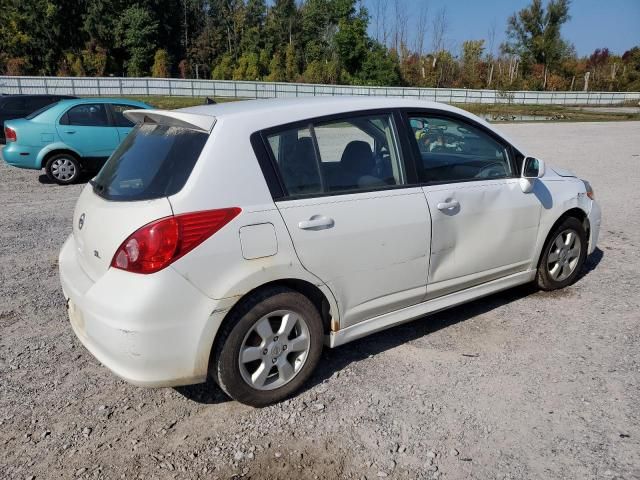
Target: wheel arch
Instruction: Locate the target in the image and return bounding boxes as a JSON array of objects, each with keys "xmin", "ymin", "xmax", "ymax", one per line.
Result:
[
  {"xmin": 218, "ymin": 279, "xmax": 335, "ymax": 338},
  {"xmin": 536, "ymin": 207, "xmax": 590, "ymax": 269},
  {"xmin": 204, "ymin": 278, "xmax": 336, "ymax": 381},
  {"xmin": 39, "ymin": 147, "xmax": 81, "ymax": 169}
]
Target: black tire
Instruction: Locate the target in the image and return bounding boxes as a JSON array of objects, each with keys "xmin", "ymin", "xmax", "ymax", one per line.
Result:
[
  {"xmin": 45, "ymin": 153, "xmax": 81, "ymax": 185},
  {"xmin": 536, "ymin": 216, "xmax": 588, "ymax": 290},
  {"xmin": 211, "ymin": 286, "xmax": 324, "ymax": 407}
]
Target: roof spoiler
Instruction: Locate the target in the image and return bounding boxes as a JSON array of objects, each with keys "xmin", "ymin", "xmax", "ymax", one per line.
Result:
[{"xmin": 123, "ymin": 109, "xmax": 216, "ymax": 132}]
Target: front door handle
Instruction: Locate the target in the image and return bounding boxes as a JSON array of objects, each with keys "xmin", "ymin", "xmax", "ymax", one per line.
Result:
[
  {"xmin": 298, "ymin": 215, "xmax": 335, "ymax": 230},
  {"xmin": 64, "ymin": 130, "xmax": 76, "ymax": 134},
  {"xmin": 437, "ymin": 199, "xmax": 460, "ymax": 210}
]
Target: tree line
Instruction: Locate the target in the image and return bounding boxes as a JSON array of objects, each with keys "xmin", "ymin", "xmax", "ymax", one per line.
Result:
[{"xmin": 1, "ymin": 0, "xmax": 639, "ymax": 92}]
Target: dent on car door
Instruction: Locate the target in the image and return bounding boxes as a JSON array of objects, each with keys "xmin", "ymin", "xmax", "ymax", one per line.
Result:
[
  {"xmin": 264, "ymin": 112, "xmax": 432, "ymax": 328},
  {"xmin": 407, "ymin": 113, "xmax": 542, "ymax": 298}
]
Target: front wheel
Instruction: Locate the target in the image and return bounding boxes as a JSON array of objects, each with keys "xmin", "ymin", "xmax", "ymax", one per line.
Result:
[
  {"xmin": 536, "ymin": 216, "xmax": 587, "ymax": 290},
  {"xmin": 211, "ymin": 287, "xmax": 324, "ymax": 407},
  {"xmin": 45, "ymin": 153, "xmax": 81, "ymax": 185}
]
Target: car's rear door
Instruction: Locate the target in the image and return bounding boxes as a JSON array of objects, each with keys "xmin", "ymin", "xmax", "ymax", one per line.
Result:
[
  {"xmin": 405, "ymin": 111, "xmax": 542, "ymax": 299},
  {"xmin": 56, "ymin": 103, "xmax": 120, "ymax": 165},
  {"xmin": 262, "ymin": 111, "xmax": 431, "ymax": 328},
  {"xmin": 109, "ymin": 103, "xmax": 138, "ymax": 142}
]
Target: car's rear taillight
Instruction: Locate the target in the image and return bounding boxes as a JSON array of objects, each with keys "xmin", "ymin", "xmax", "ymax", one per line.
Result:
[
  {"xmin": 111, "ymin": 207, "xmax": 241, "ymax": 274},
  {"xmin": 4, "ymin": 127, "xmax": 17, "ymax": 142}
]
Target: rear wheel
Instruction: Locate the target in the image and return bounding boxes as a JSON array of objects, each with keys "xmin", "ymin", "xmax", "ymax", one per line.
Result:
[
  {"xmin": 211, "ymin": 287, "xmax": 323, "ymax": 407},
  {"xmin": 536, "ymin": 216, "xmax": 587, "ymax": 290},
  {"xmin": 45, "ymin": 153, "xmax": 81, "ymax": 185}
]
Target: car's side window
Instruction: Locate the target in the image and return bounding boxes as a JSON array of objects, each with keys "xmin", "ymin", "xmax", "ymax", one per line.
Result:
[
  {"xmin": 265, "ymin": 113, "xmax": 405, "ymax": 197},
  {"xmin": 60, "ymin": 104, "xmax": 109, "ymax": 127},
  {"xmin": 267, "ymin": 127, "xmax": 322, "ymax": 196},
  {"xmin": 111, "ymin": 104, "xmax": 136, "ymax": 127},
  {"xmin": 408, "ymin": 114, "xmax": 512, "ymax": 184}
]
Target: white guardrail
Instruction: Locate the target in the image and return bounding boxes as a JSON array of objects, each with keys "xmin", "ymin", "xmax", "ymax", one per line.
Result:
[{"xmin": 1, "ymin": 75, "xmax": 639, "ymax": 105}]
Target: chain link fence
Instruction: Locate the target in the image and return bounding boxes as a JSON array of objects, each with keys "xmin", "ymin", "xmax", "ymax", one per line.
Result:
[{"xmin": 1, "ymin": 75, "xmax": 639, "ymax": 105}]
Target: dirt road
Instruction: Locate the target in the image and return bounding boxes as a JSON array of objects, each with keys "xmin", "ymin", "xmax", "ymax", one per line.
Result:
[{"xmin": 1, "ymin": 121, "xmax": 639, "ymax": 479}]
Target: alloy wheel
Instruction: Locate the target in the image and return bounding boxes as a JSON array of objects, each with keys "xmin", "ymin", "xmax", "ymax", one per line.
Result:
[
  {"xmin": 238, "ymin": 310, "xmax": 311, "ymax": 391},
  {"xmin": 547, "ymin": 228, "xmax": 582, "ymax": 282}
]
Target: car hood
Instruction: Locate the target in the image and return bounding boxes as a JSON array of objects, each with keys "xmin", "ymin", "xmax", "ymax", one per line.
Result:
[{"xmin": 550, "ymin": 166, "xmax": 577, "ymax": 178}]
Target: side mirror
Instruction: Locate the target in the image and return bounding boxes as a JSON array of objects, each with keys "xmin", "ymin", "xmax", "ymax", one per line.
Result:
[
  {"xmin": 520, "ymin": 157, "xmax": 545, "ymax": 193},
  {"xmin": 522, "ymin": 157, "xmax": 545, "ymax": 179}
]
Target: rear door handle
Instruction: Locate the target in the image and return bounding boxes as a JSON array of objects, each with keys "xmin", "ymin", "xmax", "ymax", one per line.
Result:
[
  {"xmin": 437, "ymin": 200, "xmax": 460, "ymax": 210},
  {"xmin": 298, "ymin": 216, "xmax": 335, "ymax": 230},
  {"xmin": 64, "ymin": 130, "xmax": 76, "ymax": 134}
]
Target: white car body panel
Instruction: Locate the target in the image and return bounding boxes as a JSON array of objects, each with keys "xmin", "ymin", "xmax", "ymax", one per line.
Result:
[
  {"xmin": 277, "ymin": 188, "xmax": 431, "ymax": 328},
  {"xmin": 329, "ymin": 270, "xmax": 536, "ymax": 347},
  {"xmin": 58, "ymin": 97, "xmax": 601, "ymax": 388},
  {"xmin": 71, "ymin": 185, "xmax": 174, "ymax": 281},
  {"xmin": 423, "ymin": 178, "xmax": 541, "ymax": 298}
]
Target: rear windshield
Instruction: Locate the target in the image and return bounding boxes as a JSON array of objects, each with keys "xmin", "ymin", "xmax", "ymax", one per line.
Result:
[{"xmin": 91, "ymin": 123, "xmax": 208, "ymax": 201}]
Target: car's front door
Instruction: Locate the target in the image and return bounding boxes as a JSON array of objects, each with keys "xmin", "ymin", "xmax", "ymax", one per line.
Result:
[
  {"xmin": 264, "ymin": 112, "xmax": 432, "ymax": 328},
  {"xmin": 57, "ymin": 103, "xmax": 119, "ymax": 162},
  {"xmin": 406, "ymin": 112, "xmax": 542, "ymax": 299}
]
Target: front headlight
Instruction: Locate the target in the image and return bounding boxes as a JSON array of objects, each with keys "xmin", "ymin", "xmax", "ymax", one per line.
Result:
[{"xmin": 582, "ymin": 180, "xmax": 595, "ymax": 200}]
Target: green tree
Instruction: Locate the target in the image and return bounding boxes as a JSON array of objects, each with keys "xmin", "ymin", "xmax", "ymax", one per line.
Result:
[
  {"xmin": 266, "ymin": 50, "xmax": 286, "ymax": 81},
  {"xmin": 265, "ymin": 0, "xmax": 297, "ymax": 52},
  {"xmin": 333, "ymin": 5, "xmax": 369, "ymax": 74},
  {"xmin": 212, "ymin": 53, "xmax": 234, "ymax": 79},
  {"xmin": 240, "ymin": 0, "xmax": 267, "ymax": 54},
  {"xmin": 0, "ymin": 0, "xmax": 84, "ymax": 74},
  {"xmin": 302, "ymin": 59, "xmax": 327, "ymax": 83},
  {"xmin": 81, "ymin": 42, "xmax": 108, "ymax": 77},
  {"xmin": 285, "ymin": 43, "xmax": 299, "ymax": 81},
  {"xmin": 461, "ymin": 40, "xmax": 485, "ymax": 88},
  {"xmin": 151, "ymin": 49, "xmax": 171, "ymax": 77},
  {"xmin": 503, "ymin": 0, "xmax": 572, "ymax": 89},
  {"xmin": 116, "ymin": 4, "xmax": 159, "ymax": 76},
  {"xmin": 621, "ymin": 47, "xmax": 640, "ymax": 91},
  {"xmin": 357, "ymin": 42, "xmax": 400, "ymax": 86}
]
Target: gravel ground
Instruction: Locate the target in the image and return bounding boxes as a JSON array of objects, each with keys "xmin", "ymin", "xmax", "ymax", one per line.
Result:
[{"xmin": 1, "ymin": 121, "xmax": 639, "ymax": 480}]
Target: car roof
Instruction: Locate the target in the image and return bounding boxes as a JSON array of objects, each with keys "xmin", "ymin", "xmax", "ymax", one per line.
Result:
[
  {"xmin": 178, "ymin": 96, "xmax": 460, "ymax": 120},
  {"xmin": 0, "ymin": 94, "xmax": 76, "ymax": 98},
  {"xmin": 54, "ymin": 97, "xmax": 150, "ymax": 107},
  {"xmin": 127, "ymin": 97, "xmax": 468, "ymax": 134},
  {"xmin": 126, "ymin": 96, "xmax": 527, "ymax": 154}
]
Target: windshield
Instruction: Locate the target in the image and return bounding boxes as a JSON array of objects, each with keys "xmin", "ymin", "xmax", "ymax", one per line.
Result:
[
  {"xmin": 25, "ymin": 102, "xmax": 58, "ymax": 119},
  {"xmin": 91, "ymin": 123, "xmax": 208, "ymax": 201}
]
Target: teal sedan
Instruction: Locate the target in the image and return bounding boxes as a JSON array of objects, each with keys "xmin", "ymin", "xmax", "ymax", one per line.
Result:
[{"xmin": 2, "ymin": 98, "xmax": 152, "ymax": 184}]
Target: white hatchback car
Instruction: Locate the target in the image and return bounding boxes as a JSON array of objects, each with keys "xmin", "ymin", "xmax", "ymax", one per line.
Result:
[{"xmin": 59, "ymin": 97, "xmax": 601, "ymax": 406}]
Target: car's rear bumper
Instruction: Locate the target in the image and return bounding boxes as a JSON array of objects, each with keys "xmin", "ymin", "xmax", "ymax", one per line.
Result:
[
  {"xmin": 588, "ymin": 199, "xmax": 601, "ymax": 254},
  {"xmin": 2, "ymin": 143, "xmax": 41, "ymax": 169},
  {"xmin": 59, "ymin": 234, "xmax": 236, "ymax": 387}
]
